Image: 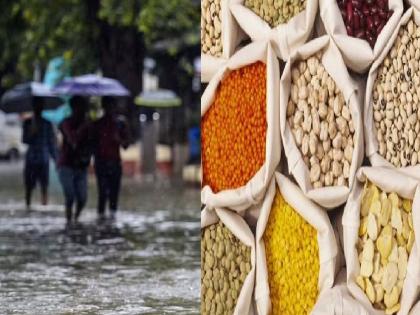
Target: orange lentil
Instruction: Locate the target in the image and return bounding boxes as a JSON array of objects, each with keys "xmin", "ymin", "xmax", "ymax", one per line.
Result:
[{"xmin": 202, "ymin": 62, "xmax": 267, "ymax": 192}]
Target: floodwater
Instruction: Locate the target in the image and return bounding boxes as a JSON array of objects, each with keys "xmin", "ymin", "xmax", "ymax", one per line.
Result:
[{"xmin": 0, "ymin": 162, "xmax": 200, "ymax": 315}]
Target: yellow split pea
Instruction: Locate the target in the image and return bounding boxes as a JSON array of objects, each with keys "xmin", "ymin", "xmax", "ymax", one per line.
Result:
[{"xmin": 263, "ymin": 190, "xmax": 319, "ymax": 315}]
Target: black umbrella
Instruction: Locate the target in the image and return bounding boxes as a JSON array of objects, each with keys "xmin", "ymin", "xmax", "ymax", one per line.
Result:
[{"xmin": 0, "ymin": 82, "xmax": 63, "ymax": 113}]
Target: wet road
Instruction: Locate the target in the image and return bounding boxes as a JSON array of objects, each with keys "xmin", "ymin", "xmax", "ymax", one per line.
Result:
[{"xmin": 0, "ymin": 162, "xmax": 200, "ymax": 315}]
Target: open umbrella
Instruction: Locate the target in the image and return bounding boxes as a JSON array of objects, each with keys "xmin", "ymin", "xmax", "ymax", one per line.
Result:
[
  {"xmin": 135, "ymin": 89, "xmax": 181, "ymax": 108},
  {"xmin": 0, "ymin": 82, "xmax": 62, "ymax": 113},
  {"xmin": 52, "ymin": 74, "xmax": 130, "ymax": 96}
]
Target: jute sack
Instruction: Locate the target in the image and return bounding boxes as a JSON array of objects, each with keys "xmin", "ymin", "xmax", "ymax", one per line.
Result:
[
  {"xmin": 201, "ymin": 41, "xmax": 281, "ymax": 212},
  {"xmin": 343, "ymin": 167, "xmax": 420, "ymax": 315},
  {"xmin": 230, "ymin": 0, "xmax": 318, "ymax": 60},
  {"xmin": 202, "ymin": 0, "xmax": 246, "ymax": 83},
  {"xmin": 365, "ymin": 7, "xmax": 420, "ymax": 181},
  {"xmin": 201, "ymin": 207, "xmax": 256, "ymax": 315},
  {"xmin": 312, "ymin": 268, "xmax": 371, "ymax": 315},
  {"xmin": 255, "ymin": 172, "xmax": 338, "ymax": 315},
  {"xmin": 319, "ymin": 0, "xmax": 403, "ymax": 73},
  {"xmin": 280, "ymin": 36, "xmax": 364, "ymax": 209}
]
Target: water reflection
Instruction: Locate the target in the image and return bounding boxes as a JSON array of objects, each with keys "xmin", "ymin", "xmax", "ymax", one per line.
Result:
[{"xmin": 0, "ymin": 162, "xmax": 200, "ymax": 315}]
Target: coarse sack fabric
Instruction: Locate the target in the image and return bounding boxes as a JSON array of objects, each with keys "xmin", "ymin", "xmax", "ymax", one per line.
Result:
[
  {"xmin": 201, "ymin": 41, "xmax": 281, "ymax": 212},
  {"xmin": 319, "ymin": 0, "xmax": 403, "ymax": 73},
  {"xmin": 365, "ymin": 7, "xmax": 420, "ymax": 180},
  {"xmin": 201, "ymin": 0, "xmax": 246, "ymax": 83},
  {"xmin": 230, "ymin": 0, "xmax": 318, "ymax": 60},
  {"xmin": 312, "ymin": 268, "xmax": 371, "ymax": 315},
  {"xmin": 254, "ymin": 172, "xmax": 338, "ymax": 315},
  {"xmin": 201, "ymin": 207, "xmax": 256, "ymax": 315},
  {"xmin": 342, "ymin": 166, "xmax": 420, "ymax": 315},
  {"xmin": 279, "ymin": 36, "xmax": 364, "ymax": 209}
]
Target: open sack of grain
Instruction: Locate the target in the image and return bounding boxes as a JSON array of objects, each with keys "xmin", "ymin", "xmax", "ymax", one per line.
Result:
[
  {"xmin": 319, "ymin": 0, "xmax": 403, "ymax": 73},
  {"xmin": 365, "ymin": 7, "xmax": 420, "ymax": 181},
  {"xmin": 230, "ymin": 0, "xmax": 318, "ymax": 59},
  {"xmin": 201, "ymin": 0, "xmax": 246, "ymax": 82},
  {"xmin": 254, "ymin": 172, "xmax": 338, "ymax": 315},
  {"xmin": 343, "ymin": 166, "xmax": 420, "ymax": 315},
  {"xmin": 201, "ymin": 207, "xmax": 256, "ymax": 315},
  {"xmin": 280, "ymin": 35, "xmax": 364, "ymax": 209},
  {"xmin": 201, "ymin": 41, "xmax": 281, "ymax": 212}
]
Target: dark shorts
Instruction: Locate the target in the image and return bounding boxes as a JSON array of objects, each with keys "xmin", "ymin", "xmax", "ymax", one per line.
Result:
[{"xmin": 24, "ymin": 162, "xmax": 49, "ymax": 189}]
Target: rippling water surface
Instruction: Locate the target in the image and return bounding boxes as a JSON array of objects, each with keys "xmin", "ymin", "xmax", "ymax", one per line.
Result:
[{"xmin": 0, "ymin": 162, "xmax": 200, "ymax": 315}]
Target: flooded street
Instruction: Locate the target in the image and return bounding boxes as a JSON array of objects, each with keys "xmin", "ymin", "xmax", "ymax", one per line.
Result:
[{"xmin": 0, "ymin": 162, "xmax": 200, "ymax": 315}]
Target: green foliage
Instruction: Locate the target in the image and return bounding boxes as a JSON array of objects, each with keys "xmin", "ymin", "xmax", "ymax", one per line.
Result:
[
  {"xmin": 97, "ymin": 0, "xmax": 200, "ymax": 51},
  {"xmin": 137, "ymin": 0, "xmax": 200, "ymax": 47},
  {"xmin": 0, "ymin": 0, "xmax": 199, "ymax": 92},
  {"xmin": 16, "ymin": 0, "xmax": 97, "ymax": 79}
]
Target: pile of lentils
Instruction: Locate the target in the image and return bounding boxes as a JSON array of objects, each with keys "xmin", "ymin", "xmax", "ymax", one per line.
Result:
[
  {"xmin": 263, "ymin": 190, "xmax": 319, "ymax": 314},
  {"xmin": 244, "ymin": 0, "xmax": 307, "ymax": 27},
  {"xmin": 287, "ymin": 52, "xmax": 355, "ymax": 188},
  {"xmin": 202, "ymin": 0, "xmax": 223, "ymax": 57},
  {"xmin": 202, "ymin": 62, "xmax": 267, "ymax": 193},
  {"xmin": 372, "ymin": 19, "xmax": 420, "ymax": 167},
  {"xmin": 201, "ymin": 221, "xmax": 252, "ymax": 315},
  {"xmin": 337, "ymin": 0, "xmax": 393, "ymax": 48}
]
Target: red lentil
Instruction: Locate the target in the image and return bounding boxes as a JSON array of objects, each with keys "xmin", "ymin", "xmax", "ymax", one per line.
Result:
[{"xmin": 202, "ymin": 62, "xmax": 267, "ymax": 192}]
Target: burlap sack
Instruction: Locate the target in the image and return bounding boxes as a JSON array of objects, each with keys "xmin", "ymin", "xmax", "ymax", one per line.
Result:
[
  {"xmin": 312, "ymin": 268, "xmax": 371, "ymax": 315},
  {"xmin": 365, "ymin": 8, "xmax": 420, "ymax": 181},
  {"xmin": 255, "ymin": 172, "xmax": 338, "ymax": 315},
  {"xmin": 201, "ymin": 41, "xmax": 281, "ymax": 212},
  {"xmin": 280, "ymin": 36, "xmax": 364, "ymax": 209},
  {"xmin": 230, "ymin": 0, "xmax": 318, "ymax": 60},
  {"xmin": 201, "ymin": 207, "xmax": 256, "ymax": 315},
  {"xmin": 201, "ymin": 0, "xmax": 246, "ymax": 83},
  {"xmin": 319, "ymin": 0, "xmax": 403, "ymax": 73},
  {"xmin": 343, "ymin": 166, "xmax": 420, "ymax": 315}
]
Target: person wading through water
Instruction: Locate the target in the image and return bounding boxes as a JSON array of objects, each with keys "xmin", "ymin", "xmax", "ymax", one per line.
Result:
[
  {"xmin": 93, "ymin": 96, "xmax": 129, "ymax": 221},
  {"xmin": 22, "ymin": 97, "xmax": 57, "ymax": 209},
  {"xmin": 57, "ymin": 96, "xmax": 92, "ymax": 226}
]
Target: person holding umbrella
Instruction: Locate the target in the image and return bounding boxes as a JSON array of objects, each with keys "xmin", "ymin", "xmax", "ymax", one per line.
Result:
[
  {"xmin": 93, "ymin": 96, "xmax": 129, "ymax": 221},
  {"xmin": 22, "ymin": 97, "xmax": 58, "ymax": 209},
  {"xmin": 57, "ymin": 96, "xmax": 92, "ymax": 225}
]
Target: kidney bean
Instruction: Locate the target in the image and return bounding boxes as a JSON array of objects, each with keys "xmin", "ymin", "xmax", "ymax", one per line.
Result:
[
  {"xmin": 338, "ymin": 0, "xmax": 393, "ymax": 48},
  {"xmin": 351, "ymin": 0, "xmax": 362, "ymax": 9},
  {"xmin": 367, "ymin": 16, "xmax": 373, "ymax": 30},
  {"xmin": 355, "ymin": 29, "xmax": 365, "ymax": 39},
  {"xmin": 379, "ymin": 9, "xmax": 387, "ymax": 19},
  {"xmin": 346, "ymin": 1, "xmax": 354, "ymax": 25},
  {"xmin": 362, "ymin": 3, "xmax": 370, "ymax": 16},
  {"xmin": 353, "ymin": 12, "xmax": 360, "ymax": 30},
  {"xmin": 346, "ymin": 25, "xmax": 353, "ymax": 36},
  {"xmin": 378, "ymin": 21, "xmax": 385, "ymax": 34},
  {"xmin": 373, "ymin": 14, "xmax": 381, "ymax": 27}
]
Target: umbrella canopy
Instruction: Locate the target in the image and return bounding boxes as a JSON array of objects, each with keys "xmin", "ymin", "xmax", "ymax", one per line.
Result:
[
  {"xmin": 0, "ymin": 82, "xmax": 62, "ymax": 113},
  {"xmin": 52, "ymin": 74, "xmax": 130, "ymax": 96},
  {"xmin": 135, "ymin": 89, "xmax": 181, "ymax": 108}
]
